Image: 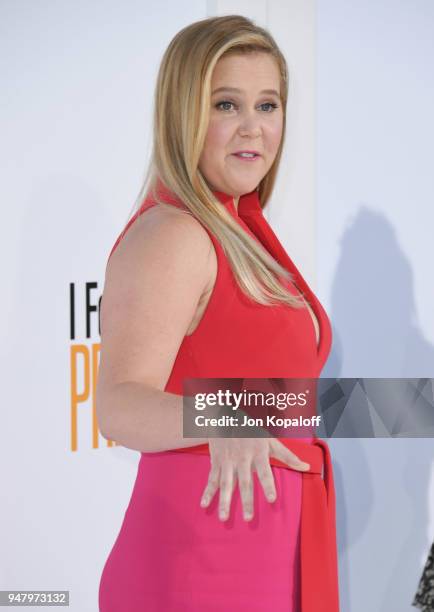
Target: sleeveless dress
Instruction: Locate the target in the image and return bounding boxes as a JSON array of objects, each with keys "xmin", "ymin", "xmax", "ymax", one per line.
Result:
[{"xmin": 98, "ymin": 182, "xmax": 340, "ymax": 612}]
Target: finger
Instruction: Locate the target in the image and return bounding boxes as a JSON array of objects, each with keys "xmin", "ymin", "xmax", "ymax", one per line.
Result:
[
  {"xmin": 200, "ymin": 464, "xmax": 220, "ymax": 508},
  {"xmin": 237, "ymin": 458, "xmax": 254, "ymax": 521},
  {"xmin": 218, "ymin": 462, "xmax": 235, "ymax": 521},
  {"xmin": 254, "ymin": 456, "xmax": 277, "ymax": 503},
  {"xmin": 270, "ymin": 440, "xmax": 310, "ymax": 471}
]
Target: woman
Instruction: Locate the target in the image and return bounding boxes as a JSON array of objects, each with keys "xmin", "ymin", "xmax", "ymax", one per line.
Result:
[{"xmin": 97, "ymin": 15, "xmax": 339, "ymax": 612}]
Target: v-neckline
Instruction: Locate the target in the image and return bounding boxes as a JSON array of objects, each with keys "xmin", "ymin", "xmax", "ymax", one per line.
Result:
[
  {"xmin": 153, "ymin": 180, "xmax": 325, "ymax": 358},
  {"xmin": 216, "ymin": 191, "xmax": 324, "ymax": 358}
]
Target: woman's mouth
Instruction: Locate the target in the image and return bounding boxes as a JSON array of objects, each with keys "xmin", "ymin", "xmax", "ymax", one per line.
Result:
[{"xmin": 231, "ymin": 152, "xmax": 261, "ymax": 162}]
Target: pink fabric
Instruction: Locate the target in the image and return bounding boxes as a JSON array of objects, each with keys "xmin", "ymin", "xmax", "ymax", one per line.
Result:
[{"xmin": 99, "ymin": 452, "xmax": 302, "ymax": 611}]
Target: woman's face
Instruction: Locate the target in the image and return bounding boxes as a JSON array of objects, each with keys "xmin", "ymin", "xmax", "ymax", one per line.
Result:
[{"xmin": 199, "ymin": 52, "xmax": 284, "ymax": 201}]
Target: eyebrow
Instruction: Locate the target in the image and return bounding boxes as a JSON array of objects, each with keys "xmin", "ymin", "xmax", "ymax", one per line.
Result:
[{"xmin": 211, "ymin": 86, "xmax": 280, "ymax": 97}]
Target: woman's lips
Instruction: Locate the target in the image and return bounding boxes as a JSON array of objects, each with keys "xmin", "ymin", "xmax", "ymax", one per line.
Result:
[{"xmin": 231, "ymin": 153, "xmax": 261, "ymax": 162}]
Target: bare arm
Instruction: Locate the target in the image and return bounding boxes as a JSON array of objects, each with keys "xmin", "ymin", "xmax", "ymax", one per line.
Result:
[
  {"xmin": 97, "ymin": 381, "xmax": 208, "ymax": 452},
  {"xmin": 96, "ymin": 204, "xmax": 214, "ymax": 452}
]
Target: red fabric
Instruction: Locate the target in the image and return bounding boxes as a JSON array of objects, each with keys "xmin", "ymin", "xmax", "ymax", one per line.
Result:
[{"xmin": 106, "ymin": 179, "xmax": 340, "ymax": 611}]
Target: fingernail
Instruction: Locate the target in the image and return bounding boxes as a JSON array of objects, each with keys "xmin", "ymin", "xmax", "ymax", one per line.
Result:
[
  {"xmin": 244, "ymin": 512, "xmax": 253, "ymax": 521},
  {"xmin": 200, "ymin": 497, "xmax": 208, "ymax": 507},
  {"xmin": 267, "ymin": 493, "xmax": 276, "ymax": 502}
]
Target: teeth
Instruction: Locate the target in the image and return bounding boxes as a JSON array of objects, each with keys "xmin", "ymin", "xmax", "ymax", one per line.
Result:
[{"xmin": 237, "ymin": 153, "xmax": 256, "ymax": 157}]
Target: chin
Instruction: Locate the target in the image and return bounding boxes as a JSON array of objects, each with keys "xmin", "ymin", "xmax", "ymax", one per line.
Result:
[
  {"xmin": 226, "ymin": 177, "xmax": 263, "ymax": 195},
  {"xmin": 239, "ymin": 181, "xmax": 263, "ymax": 196}
]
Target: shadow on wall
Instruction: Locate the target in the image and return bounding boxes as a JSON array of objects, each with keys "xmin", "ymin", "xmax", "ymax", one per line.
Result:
[{"xmin": 321, "ymin": 205, "xmax": 434, "ymax": 612}]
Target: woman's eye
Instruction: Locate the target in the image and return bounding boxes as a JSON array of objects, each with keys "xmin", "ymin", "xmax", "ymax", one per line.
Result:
[
  {"xmin": 260, "ymin": 102, "xmax": 279, "ymax": 112},
  {"xmin": 214, "ymin": 100, "xmax": 279, "ymax": 113},
  {"xmin": 215, "ymin": 100, "xmax": 236, "ymax": 111}
]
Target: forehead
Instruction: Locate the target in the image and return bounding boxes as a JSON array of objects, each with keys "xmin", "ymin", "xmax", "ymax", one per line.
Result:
[{"xmin": 211, "ymin": 52, "xmax": 281, "ymax": 92}]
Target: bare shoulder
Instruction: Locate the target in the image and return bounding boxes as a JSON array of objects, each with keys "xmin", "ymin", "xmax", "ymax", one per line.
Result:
[
  {"xmin": 111, "ymin": 203, "xmax": 213, "ymax": 265},
  {"xmin": 98, "ymin": 202, "xmax": 216, "ymax": 391}
]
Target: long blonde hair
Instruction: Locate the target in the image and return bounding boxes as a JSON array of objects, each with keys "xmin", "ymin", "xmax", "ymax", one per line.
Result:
[{"xmin": 130, "ymin": 14, "xmax": 305, "ymax": 308}]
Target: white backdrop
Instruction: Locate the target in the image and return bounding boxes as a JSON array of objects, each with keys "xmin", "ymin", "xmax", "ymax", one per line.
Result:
[
  {"xmin": 317, "ymin": 2, "xmax": 434, "ymax": 610},
  {"xmin": 1, "ymin": 1, "xmax": 433, "ymax": 611}
]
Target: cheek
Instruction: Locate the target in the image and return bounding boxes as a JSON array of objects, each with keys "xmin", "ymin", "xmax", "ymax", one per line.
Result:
[
  {"xmin": 199, "ymin": 120, "xmax": 226, "ymax": 174},
  {"xmin": 203, "ymin": 117, "xmax": 232, "ymax": 152},
  {"xmin": 267, "ymin": 119, "xmax": 284, "ymax": 151}
]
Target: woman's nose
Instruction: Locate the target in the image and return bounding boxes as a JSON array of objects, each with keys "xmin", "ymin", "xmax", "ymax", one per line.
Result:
[{"xmin": 237, "ymin": 113, "xmax": 262, "ymax": 136}]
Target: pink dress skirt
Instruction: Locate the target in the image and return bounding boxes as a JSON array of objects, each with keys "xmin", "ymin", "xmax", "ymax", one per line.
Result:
[{"xmin": 99, "ymin": 451, "xmax": 302, "ymax": 611}]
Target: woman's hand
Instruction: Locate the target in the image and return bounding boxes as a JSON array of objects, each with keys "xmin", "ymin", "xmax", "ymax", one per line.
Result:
[{"xmin": 199, "ymin": 438, "xmax": 310, "ymax": 522}]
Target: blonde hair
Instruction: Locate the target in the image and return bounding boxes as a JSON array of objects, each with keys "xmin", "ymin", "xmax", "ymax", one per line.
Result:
[{"xmin": 130, "ymin": 14, "xmax": 305, "ymax": 308}]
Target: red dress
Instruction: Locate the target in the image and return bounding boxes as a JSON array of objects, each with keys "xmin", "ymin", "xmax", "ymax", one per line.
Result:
[{"xmin": 98, "ymin": 182, "xmax": 340, "ymax": 611}]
